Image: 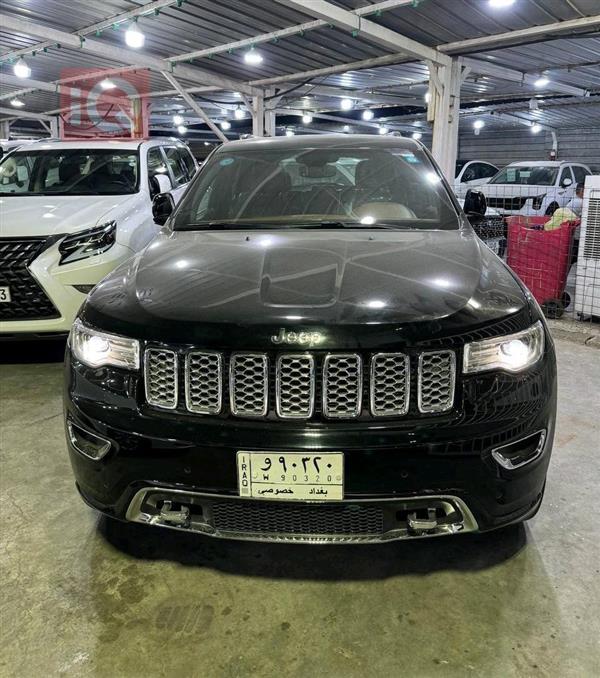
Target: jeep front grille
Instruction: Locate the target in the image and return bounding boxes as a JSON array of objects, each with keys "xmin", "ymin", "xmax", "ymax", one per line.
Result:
[
  {"xmin": 144, "ymin": 348, "xmax": 178, "ymax": 409},
  {"xmin": 418, "ymin": 351, "xmax": 456, "ymax": 414},
  {"xmin": 144, "ymin": 348, "xmax": 457, "ymax": 419}
]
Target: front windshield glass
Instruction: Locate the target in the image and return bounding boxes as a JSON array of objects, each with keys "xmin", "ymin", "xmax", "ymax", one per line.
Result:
[
  {"xmin": 490, "ymin": 165, "xmax": 558, "ymax": 186},
  {"xmin": 0, "ymin": 148, "xmax": 139, "ymax": 195},
  {"xmin": 173, "ymin": 143, "xmax": 459, "ymax": 230}
]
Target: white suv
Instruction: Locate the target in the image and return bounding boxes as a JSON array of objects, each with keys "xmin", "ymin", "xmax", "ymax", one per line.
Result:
[
  {"xmin": 0, "ymin": 138, "xmax": 198, "ymax": 338},
  {"xmin": 481, "ymin": 160, "xmax": 592, "ymax": 216},
  {"xmin": 453, "ymin": 159, "xmax": 499, "ymax": 201}
]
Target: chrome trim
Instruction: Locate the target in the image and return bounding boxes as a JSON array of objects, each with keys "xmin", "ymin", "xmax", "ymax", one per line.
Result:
[
  {"xmin": 144, "ymin": 348, "xmax": 178, "ymax": 410},
  {"xmin": 125, "ymin": 486, "xmax": 479, "ymax": 543},
  {"xmin": 417, "ymin": 350, "xmax": 456, "ymax": 414},
  {"xmin": 184, "ymin": 350, "xmax": 223, "ymax": 415},
  {"xmin": 229, "ymin": 352, "xmax": 269, "ymax": 417},
  {"xmin": 491, "ymin": 429, "xmax": 547, "ymax": 470},
  {"xmin": 370, "ymin": 352, "xmax": 410, "ymax": 417},
  {"xmin": 275, "ymin": 353, "xmax": 316, "ymax": 419},
  {"xmin": 67, "ymin": 420, "xmax": 111, "ymax": 460},
  {"xmin": 322, "ymin": 353, "xmax": 363, "ymax": 419}
]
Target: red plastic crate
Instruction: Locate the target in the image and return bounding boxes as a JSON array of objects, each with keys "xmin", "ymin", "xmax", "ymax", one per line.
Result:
[{"xmin": 506, "ymin": 216, "xmax": 577, "ymax": 316}]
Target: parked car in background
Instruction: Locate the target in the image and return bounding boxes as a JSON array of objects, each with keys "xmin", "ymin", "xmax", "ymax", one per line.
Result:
[
  {"xmin": 0, "ymin": 138, "xmax": 198, "ymax": 339},
  {"xmin": 64, "ymin": 135, "xmax": 556, "ymax": 544},
  {"xmin": 481, "ymin": 160, "xmax": 592, "ymax": 216},
  {"xmin": 453, "ymin": 159, "xmax": 499, "ymax": 201}
]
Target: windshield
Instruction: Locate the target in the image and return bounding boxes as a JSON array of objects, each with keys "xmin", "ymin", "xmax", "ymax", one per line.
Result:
[
  {"xmin": 173, "ymin": 143, "xmax": 459, "ymax": 230},
  {"xmin": 490, "ymin": 165, "xmax": 558, "ymax": 186},
  {"xmin": 0, "ymin": 148, "xmax": 139, "ymax": 195}
]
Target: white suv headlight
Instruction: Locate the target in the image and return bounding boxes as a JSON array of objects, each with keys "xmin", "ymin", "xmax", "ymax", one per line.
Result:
[
  {"xmin": 70, "ymin": 319, "xmax": 139, "ymax": 370},
  {"xmin": 59, "ymin": 221, "xmax": 116, "ymax": 265},
  {"xmin": 463, "ymin": 321, "xmax": 544, "ymax": 374}
]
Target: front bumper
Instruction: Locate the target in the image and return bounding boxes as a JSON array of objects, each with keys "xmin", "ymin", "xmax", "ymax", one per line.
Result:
[{"xmin": 64, "ymin": 335, "xmax": 557, "ymax": 542}]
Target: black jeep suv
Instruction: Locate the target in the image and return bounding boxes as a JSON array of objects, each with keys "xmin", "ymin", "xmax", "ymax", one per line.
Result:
[{"xmin": 64, "ymin": 135, "xmax": 555, "ymax": 544}]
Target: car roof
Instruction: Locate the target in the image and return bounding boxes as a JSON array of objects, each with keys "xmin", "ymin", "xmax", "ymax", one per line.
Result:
[
  {"xmin": 10, "ymin": 137, "xmax": 187, "ymax": 152},
  {"xmin": 220, "ymin": 133, "xmax": 422, "ymax": 153},
  {"xmin": 507, "ymin": 160, "xmax": 580, "ymax": 167}
]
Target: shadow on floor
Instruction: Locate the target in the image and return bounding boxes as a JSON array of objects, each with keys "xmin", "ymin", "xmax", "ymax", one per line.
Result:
[
  {"xmin": 98, "ymin": 516, "xmax": 527, "ymax": 580},
  {"xmin": 0, "ymin": 338, "xmax": 67, "ymax": 364}
]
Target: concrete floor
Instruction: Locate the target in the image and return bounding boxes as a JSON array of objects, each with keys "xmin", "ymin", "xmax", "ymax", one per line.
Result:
[{"xmin": 1, "ymin": 338, "xmax": 599, "ymax": 678}]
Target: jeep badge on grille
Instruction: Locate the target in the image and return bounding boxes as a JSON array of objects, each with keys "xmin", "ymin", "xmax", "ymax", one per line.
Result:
[{"xmin": 271, "ymin": 328, "xmax": 323, "ymax": 346}]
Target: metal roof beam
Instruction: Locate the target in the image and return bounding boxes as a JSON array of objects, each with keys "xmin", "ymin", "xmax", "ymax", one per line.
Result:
[
  {"xmin": 463, "ymin": 57, "xmax": 587, "ymax": 97},
  {"xmin": 1, "ymin": 0, "xmax": 181, "ymax": 62},
  {"xmin": 0, "ymin": 14, "xmax": 257, "ymax": 95},
  {"xmin": 441, "ymin": 15, "xmax": 600, "ymax": 54},
  {"xmin": 0, "ymin": 106, "xmax": 54, "ymax": 121},
  {"xmin": 274, "ymin": 0, "xmax": 450, "ymax": 65},
  {"xmin": 169, "ymin": 0, "xmax": 416, "ymax": 63}
]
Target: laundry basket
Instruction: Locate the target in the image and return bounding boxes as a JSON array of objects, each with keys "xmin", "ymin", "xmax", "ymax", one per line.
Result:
[{"xmin": 506, "ymin": 216, "xmax": 578, "ymax": 318}]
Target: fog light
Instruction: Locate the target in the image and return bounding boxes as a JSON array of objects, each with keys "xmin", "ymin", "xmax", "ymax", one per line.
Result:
[
  {"xmin": 491, "ymin": 430, "xmax": 546, "ymax": 470},
  {"xmin": 67, "ymin": 420, "xmax": 111, "ymax": 460}
]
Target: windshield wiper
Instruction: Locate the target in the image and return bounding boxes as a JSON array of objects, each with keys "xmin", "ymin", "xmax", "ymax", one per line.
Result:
[
  {"xmin": 306, "ymin": 221, "xmax": 415, "ymax": 230},
  {"xmin": 177, "ymin": 220, "xmax": 418, "ymax": 231}
]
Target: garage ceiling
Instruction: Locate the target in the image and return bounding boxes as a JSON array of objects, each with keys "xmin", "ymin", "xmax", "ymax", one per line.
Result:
[{"xmin": 0, "ymin": 0, "xmax": 599, "ymax": 137}]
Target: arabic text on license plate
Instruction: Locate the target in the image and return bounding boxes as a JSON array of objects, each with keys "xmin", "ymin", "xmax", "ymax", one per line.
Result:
[
  {"xmin": 0, "ymin": 287, "xmax": 11, "ymax": 303},
  {"xmin": 237, "ymin": 451, "xmax": 343, "ymax": 501}
]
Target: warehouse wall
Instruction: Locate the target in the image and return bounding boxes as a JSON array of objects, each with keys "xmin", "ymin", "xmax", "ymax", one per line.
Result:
[{"xmin": 457, "ymin": 127, "xmax": 600, "ymax": 172}]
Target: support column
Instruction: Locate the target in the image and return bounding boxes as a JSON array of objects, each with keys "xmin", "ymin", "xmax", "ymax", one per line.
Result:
[
  {"xmin": 429, "ymin": 58, "xmax": 464, "ymax": 181},
  {"xmin": 252, "ymin": 92, "xmax": 265, "ymax": 137},
  {"xmin": 50, "ymin": 116, "xmax": 59, "ymax": 138},
  {"xmin": 264, "ymin": 88, "xmax": 276, "ymax": 137},
  {"xmin": 0, "ymin": 120, "xmax": 10, "ymax": 138}
]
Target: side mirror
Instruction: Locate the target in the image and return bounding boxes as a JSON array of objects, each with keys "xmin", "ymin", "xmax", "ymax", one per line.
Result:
[
  {"xmin": 463, "ymin": 189, "xmax": 487, "ymax": 225},
  {"xmin": 149, "ymin": 173, "xmax": 172, "ymax": 198},
  {"xmin": 561, "ymin": 177, "xmax": 573, "ymax": 188},
  {"xmin": 152, "ymin": 193, "xmax": 175, "ymax": 226}
]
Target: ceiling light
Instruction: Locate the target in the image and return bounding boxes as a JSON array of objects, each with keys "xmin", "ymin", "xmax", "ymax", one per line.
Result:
[
  {"xmin": 125, "ymin": 24, "xmax": 145, "ymax": 49},
  {"xmin": 13, "ymin": 59, "xmax": 31, "ymax": 79},
  {"xmin": 302, "ymin": 113, "xmax": 313, "ymax": 124},
  {"xmin": 424, "ymin": 91, "xmax": 431, "ymax": 104},
  {"xmin": 531, "ymin": 123, "xmax": 542, "ymax": 134},
  {"xmin": 234, "ymin": 106, "xmax": 245, "ymax": 120},
  {"xmin": 244, "ymin": 49, "xmax": 263, "ymax": 65},
  {"xmin": 177, "ymin": 125, "xmax": 187, "ymax": 134},
  {"xmin": 173, "ymin": 114, "xmax": 185, "ymax": 126},
  {"xmin": 378, "ymin": 125, "xmax": 389, "ymax": 135},
  {"xmin": 204, "ymin": 141, "xmax": 210, "ymax": 146},
  {"xmin": 534, "ymin": 76, "xmax": 550, "ymax": 88},
  {"xmin": 285, "ymin": 128, "xmax": 295, "ymax": 136},
  {"xmin": 362, "ymin": 109, "xmax": 374, "ymax": 121},
  {"xmin": 220, "ymin": 120, "xmax": 231, "ymax": 130},
  {"xmin": 412, "ymin": 131, "xmax": 422, "ymax": 140},
  {"xmin": 489, "ymin": 0, "xmax": 516, "ymax": 8},
  {"xmin": 473, "ymin": 119, "xmax": 485, "ymax": 130},
  {"xmin": 343, "ymin": 124, "xmax": 350, "ymax": 132},
  {"xmin": 340, "ymin": 98, "xmax": 353, "ymax": 111},
  {"xmin": 100, "ymin": 79, "xmax": 116, "ymax": 90},
  {"xmin": 10, "ymin": 98, "xmax": 25, "ymax": 108}
]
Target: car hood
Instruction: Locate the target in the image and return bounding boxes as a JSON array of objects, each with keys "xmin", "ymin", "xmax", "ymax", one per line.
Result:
[
  {"xmin": 0, "ymin": 194, "xmax": 138, "ymax": 237},
  {"xmin": 83, "ymin": 227, "xmax": 528, "ymax": 346}
]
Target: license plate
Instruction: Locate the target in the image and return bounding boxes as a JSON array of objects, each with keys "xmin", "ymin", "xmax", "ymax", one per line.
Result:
[
  {"xmin": 0, "ymin": 287, "xmax": 11, "ymax": 303},
  {"xmin": 237, "ymin": 451, "xmax": 344, "ymax": 501}
]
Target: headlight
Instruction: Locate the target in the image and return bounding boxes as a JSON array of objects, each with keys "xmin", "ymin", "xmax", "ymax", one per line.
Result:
[
  {"xmin": 70, "ymin": 319, "xmax": 139, "ymax": 370},
  {"xmin": 59, "ymin": 221, "xmax": 116, "ymax": 265},
  {"xmin": 463, "ymin": 321, "xmax": 544, "ymax": 374},
  {"xmin": 531, "ymin": 195, "xmax": 546, "ymax": 210}
]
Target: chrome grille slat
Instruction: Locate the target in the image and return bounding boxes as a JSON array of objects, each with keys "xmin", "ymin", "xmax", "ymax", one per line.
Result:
[
  {"xmin": 144, "ymin": 349, "xmax": 456, "ymax": 418},
  {"xmin": 276, "ymin": 354, "xmax": 315, "ymax": 419},
  {"xmin": 144, "ymin": 348, "xmax": 178, "ymax": 410},
  {"xmin": 370, "ymin": 353, "xmax": 410, "ymax": 416},
  {"xmin": 185, "ymin": 351, "xmax": 222, "ymax": 415},
  {"xmin": 418, "ymin": 351, "xmax": 456, "ymax": 414},
  {"xmin": 229, "ymin": 353, "xmax": 268, "ymax": 417},
  {"xmin": 322, "ymin": 354, "xmax": 362, "ymax": 419}
]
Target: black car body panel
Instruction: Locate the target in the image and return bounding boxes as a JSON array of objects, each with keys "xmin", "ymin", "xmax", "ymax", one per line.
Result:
[{"xmin": 64, "ymin": 135, "xmax": 557, "ymax": 544}]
